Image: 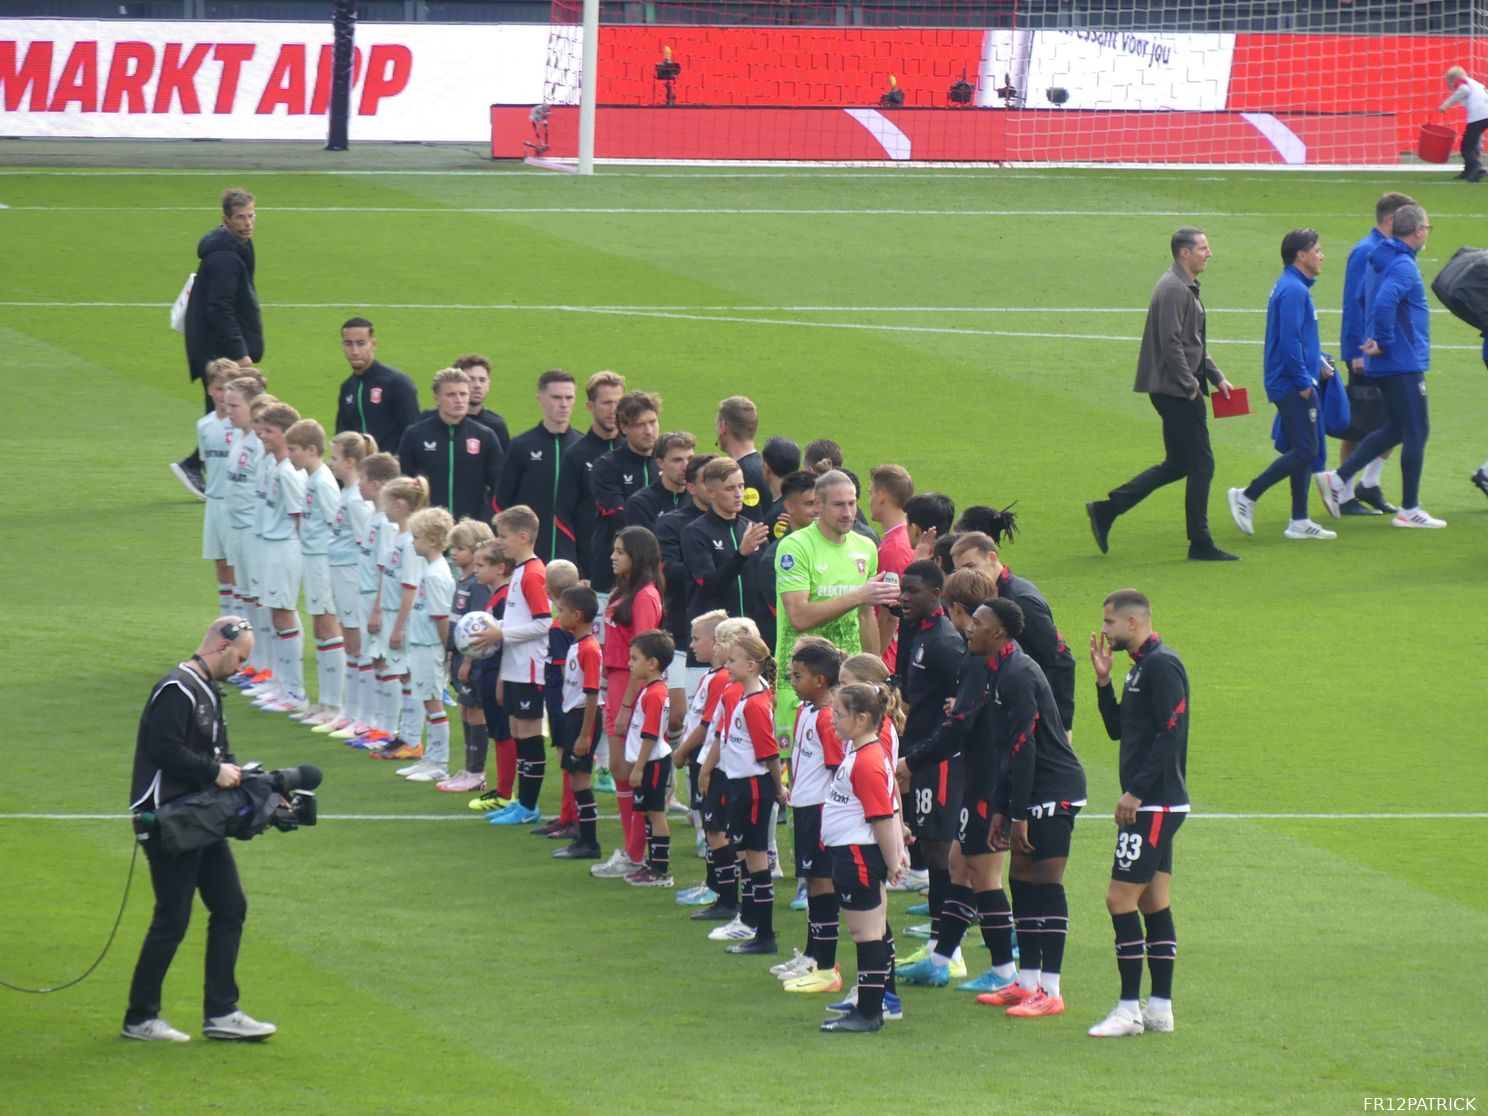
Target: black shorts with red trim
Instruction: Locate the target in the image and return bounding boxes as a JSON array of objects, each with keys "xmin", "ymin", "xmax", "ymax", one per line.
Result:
[
  {"xmin": 687, "ymin": 760, "xmax": 703, "ymax": 811},
  {"xmin": 791, "ymin": 803, "xmax": 831, "ymax": 880},
  {"xmin": 700, "ymin": 768, "xmax": 729, "ymax": 832},
  {"xmin": 957, "ymin": 797, "xmax": 1000, "ymax": 857},
  {"xmin": 555, "ymin": 707, "xmax": 601, "ymax": 774},
  {"xmin": 1024, "ymin": 808, "xmax": 1079, "ymax": 862},
  {"xmin": 725, "ymin": 773, "xmax": 774, "ymax": 852},
  {"xmin": 829, "ymin": 843, "xmax": 888, "ymax": 911},
  {"xmin": 908, "ymin": 756, "xmax": 963, "ymax": 842},
  {"xmin": 1111, "ymin": 809, "xmax": 1186, "ymax": 884},
  {"xmin": 501, "ymin": 681, "xmax": 544, "ymax": 722},
  {"xmin": 631, "ymin": 757, "xmax": 673, "ymax": 814}
]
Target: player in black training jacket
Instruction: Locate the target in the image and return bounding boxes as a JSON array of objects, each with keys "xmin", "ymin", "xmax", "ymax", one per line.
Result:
[
  {"xmin": 950, "ymin": 531, "xmax": 1076, "ymax": 732},
  {"xmin": 334, "ymin": 318, "xmax": 420, "ymax": 457},
  {"xmin": 655, "ymin": 453, "xmax": 715, "ymax": 671},
  {"xmin": 587, "ymin": 391, "xmax": 660, "ymax": 598},
  {"xmin": 397, "ymin": 367, "xmax": 504, "ymax": 523},
  {"xmin": 1087, "ymin": 588, "xmax": 1189, "ymax": 1039},
  {"xmin": 975, "ymin": 598, "xmax": 1087, "ymax": 1019},
  {"xmin": 495, "ymin": 370, "xmax": 583, "ymax": 565},
  {"xmin": 682, "ymin": 456, "xmax": 769, "ymax": 621}
]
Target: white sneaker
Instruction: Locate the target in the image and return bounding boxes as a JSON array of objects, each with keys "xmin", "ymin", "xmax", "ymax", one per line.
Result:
[
  {"xmin": 396, "ymin": 760, "xmax": 429, "ymax": 776},
  {"xmin": 1283, "ymin": 519, "xmax": 1337, "ymax": 540},
  {"xmin": 312, "ymin": 713, "xmax": 350, "ymax": 735},
  {"xmin": 303, "ymin": 706, "xmax": 339, "ymax": 726},
  {"xmin": 1088, "ymin": 1005, "xmax": 1146, "ymax": 1038},
  {"xmin": 1142, "ymin": 1003, "xmax": 1175, "ymax": 1033},
  {"xmin": 771, "ymin": 949, "xmax": 817, "ymax": 980},
  {"xmin": 121, "ymin": 1017, "xmax": 190, "ymax": 1043},
  {"xmin": 1227, "ymin": 488, "xmax": 1255, "ymax": 535},
  {"xmin": 1392, "ymin": 507, "xmax": 1447, "ymax": 529},
  {"xmin": 767, "ymin": 850, "xmax": 784, "ymax": 879},
  {"xmin": 708, "ymin": 915, "xmax": 756, "ymax": 942},
  {"xmin": 288, "ymin": 703, "xmax": 323, "ymax": 723},
  {"xmin": 203, "ymin": 1010, "xmax": 276, "ymax": 1041},
  {"xmin": 1316, "ymin": 471, "xmax": 1347, "ymax": 519},
  {"xmin": 405, "ymin": 764, "xmax": 449, "ymax": 783},
  {"xmin": 266, "ymin": 696, "xmax": 310, "ymax": 715},
  {"xmin": 888, "ymin": 867, "xmax": 929, "ymax": 894},
  {"xmin": 590, "ymin": 850, "xmax": 642, "ymax": 878}
]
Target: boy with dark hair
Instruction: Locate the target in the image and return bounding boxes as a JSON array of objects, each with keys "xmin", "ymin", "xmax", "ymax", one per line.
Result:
[
  {"xmin": 903, "ymin": 492, "xmax": 956, "ymax": 557},
  {"xmin": 552, "ymin": 585, "xmax": 605, "ymax": 860},
  {"xmin": 625, "ymin": 630, "xmax": 677, "ymax": 886}
]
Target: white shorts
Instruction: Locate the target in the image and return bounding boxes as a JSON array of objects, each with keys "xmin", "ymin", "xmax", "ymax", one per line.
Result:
[
  {"xmin": 331, "ymin": 564, "xmax": 361, "ymax": 628},
  {"xmin": 381, "ymin": 607, "xmax": 408, "ymax": 672},
  {"xmin": 408, "ymin": 643, "xmax": 448, "ymax": 702},
  {"xmin": 302, "ymin": 553, "xmax": 333, "ymax": 616},
  {"xmin": 235, "ymin": 532, "xmax": 258, "ymax": 597},
  {"xmin": 201, "ymin": 499, "xmax": 230, "ymax": 562},
  {"xmin": 360, "ymin": 592, "xmax": 383, "ymax": 659},
  {"xmin": 260, "ymin": 539, "xmax": 303, "ymax": 611}
]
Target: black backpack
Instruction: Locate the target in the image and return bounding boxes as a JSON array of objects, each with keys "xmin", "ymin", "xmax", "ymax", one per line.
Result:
[{"xmin": 1431, "ymin": 246, "xmax": 1488, "ymax": 331}]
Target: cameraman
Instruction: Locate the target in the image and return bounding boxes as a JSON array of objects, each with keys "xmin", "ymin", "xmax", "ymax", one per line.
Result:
[{"xmin": 122, "ymin": 618, "xmax": 276, "ymax": 1043}]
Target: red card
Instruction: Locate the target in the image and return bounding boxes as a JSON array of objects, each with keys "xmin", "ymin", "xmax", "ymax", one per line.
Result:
[{"xmin": 1210, "ymin": 387, "xmax": 1252, "ymax": 418}]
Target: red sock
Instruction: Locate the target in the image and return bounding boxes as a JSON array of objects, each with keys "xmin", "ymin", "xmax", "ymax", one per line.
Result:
[
  {"xmin": 495, "ymin": 737, "xmax": 517, "ymax": 799},
  {"xmin": 560, "ymin": 772, "xmax": 578, "ymax": 825},
  {"xmin": 626, "ymin": 808, "xmax": 647, "ymax": 864},
  {"xmin": 616, "ymin": 786, "xmax": 634, "ymax": 853}
]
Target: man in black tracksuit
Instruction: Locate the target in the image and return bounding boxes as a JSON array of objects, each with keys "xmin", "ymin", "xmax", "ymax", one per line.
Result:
[
  {"xmin": 588, "ymin": 391, "xmax": 660, "ymax": 596},
  {"xmin": 495, "ymin": 370, "xmax": 584, "ymax": 564},
  {"xmin": 398, "ymin": 368, "xmax": 504, "ymax": 522},
  {"xmin": 123, "ymin": 618, "xmax": 274, "ymax": 1043},
  {"xmin": 655, "ymin": 455, "xmax": 713, "ymax": 666},
  {"xmin": 1088, "ymin": 588, "xmax": 1190, "ymax": 1037},
  {"xmin": 333, "ymin": 318, "xmax": 420, "ymax": 455},
  {"xmin": 682, "ymin": 458, "xmax": 769, "ymax": 622},
  {"xmin": 626, "ymin": 431, "xmax": 694, "ymax": 533},
  {"xmin": 176, "ymin": 189, "xmax": 264, "ymax": 495},
  {"xmin": 570, "ymin": 374, "xmax": 626, "ymax": 577}
]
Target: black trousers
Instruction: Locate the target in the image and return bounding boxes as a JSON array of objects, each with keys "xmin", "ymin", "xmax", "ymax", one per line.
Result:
[
  {"xmin": 1106, "ymin": 393, "xmax": 1214, "ymax": 545},
  {"xmin": 180, "ymin": 377, "xmax": 214, "ymax": 471},
  {"xmin": 124, "ymin": 836, "xmax": 246, "ymax": 1025},
  {"xmin": 1463, "ymin": 118, "xmax": 1488, "ymax": 176}
]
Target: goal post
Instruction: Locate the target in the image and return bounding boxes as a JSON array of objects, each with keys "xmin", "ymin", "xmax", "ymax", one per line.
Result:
[{"xmin": 494, "ymin": 1, "xmax": 1488, "ymax": 167}]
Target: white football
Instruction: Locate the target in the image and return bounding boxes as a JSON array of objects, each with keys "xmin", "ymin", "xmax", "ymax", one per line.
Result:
[{"xmin": 454, "ymin": 611, "xmax": 499, "ymax": 660}]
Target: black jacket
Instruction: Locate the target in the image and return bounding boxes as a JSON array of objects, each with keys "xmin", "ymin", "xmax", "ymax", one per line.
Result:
[
  {"xmin": 130, "ymin": 665, "xmax": 233, "ymax": 809},
  {"xmin": 183, "ymin": 226, "xmax": 263, "ymax": 379},
  {"xmin": 996, "ymin": 567, "xmax": 1076, "ymax": 731},
  {"xmin": 398, "ymin": 414, "xmax": 504, "ymax": 523},
  {"xmin": 990, "ymin": 644, "xmax": 1086, "ymax": 820},
  {"xmin": 655, "ymin": 502, "xmax": 705, "ymax": 660},
  {"xmin": 570, "ymin": 428, "xmax": 621, "ymax": 575},
  {"xmin": 1096, "ymin": 634, "xmax": 1190, "ymax": 809},
  {"xmin": 626, "ymin": 479, "xmax": 688, "ymax": 533},
  {"xmin": 495, "ymin": 423, "xmax": 584, "ymax": 564},
  {"xmin": 588, "ymin": 446, "xmax": 655, "ymax": 593},
  {"xmin": 735, "ymin": 451, "xmax": 770, "ymax": 522},
  {"xmin": 897, "ymin": 609, "xmax": 966, "ymax": 750},
  {"xmin": 682, "ymin": 509, "xmax": 754, "ymax": 620},
  {"xmin": 335, "ymin": 361, "xmax": 420, "ymax": 456},
  {"xmin": 421, "ymin": 405, "xmax": 510, "ymax": 451}
]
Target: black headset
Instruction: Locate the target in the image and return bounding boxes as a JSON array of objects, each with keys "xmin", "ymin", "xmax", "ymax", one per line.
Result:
[{"xmin": 217, "ymin": 619, "xmax": 254, "ymax": 642}]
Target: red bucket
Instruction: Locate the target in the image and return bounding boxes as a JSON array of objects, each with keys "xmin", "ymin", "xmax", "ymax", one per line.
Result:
[{"xmin": 1419, "ymin": 122, "xmax": 1457, "ymax": 163}]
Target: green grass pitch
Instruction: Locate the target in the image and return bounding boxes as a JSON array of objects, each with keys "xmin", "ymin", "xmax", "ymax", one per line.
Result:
[{"xmin": 1, "ymin": 149, "xmax": 1485, "ymax": 1115}]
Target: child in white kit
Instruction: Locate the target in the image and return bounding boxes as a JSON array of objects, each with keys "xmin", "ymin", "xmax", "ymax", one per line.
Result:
[{"xmin": 398, "ymin": 507, "xmax": 457, "ymax": 783}]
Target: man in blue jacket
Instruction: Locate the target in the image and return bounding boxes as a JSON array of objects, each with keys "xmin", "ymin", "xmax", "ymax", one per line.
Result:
[
  {"xmin": 1227, "ymin": 230, "xmax": 1337, "ymax": 541},
  {"xmin": 1321, "ymin": 205, "xmax": 1446, "ymax": 529},
  {"xmin": 1337, "ymin": 193, "xmax": 1413, "ymax": 516}
]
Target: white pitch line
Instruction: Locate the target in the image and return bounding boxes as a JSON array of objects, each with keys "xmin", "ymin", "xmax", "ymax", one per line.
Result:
[{"xmin": 4, "ymin": 812, "xmax": 1486, "ymax": 822}]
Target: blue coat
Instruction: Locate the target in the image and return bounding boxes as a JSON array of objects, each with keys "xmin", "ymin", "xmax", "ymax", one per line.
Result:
[
  {"xmin": 1339, "ymin": 228, "xmax": 1382, "ymax": 364},
  {"xmin": 1363, "ymin": 237, "xmax": 1431, "ymax": 375},
  {"xmin": 1263, "ymin": 265, "xmax": 1321, "ymax": 402}
]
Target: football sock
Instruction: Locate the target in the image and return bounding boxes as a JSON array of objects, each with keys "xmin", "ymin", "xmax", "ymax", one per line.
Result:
[
  {"xmin": 425, "ymin": 709, "xmax": 450, "ymax": 767},
  {"xmin": 766, "ymin": 802, "xmax": 779, "ymax": 855},
  {"xmin": 1144, "ymin": 907, "xmax": 1177, "ymax": 1000},
  {"xmin": 976, "ymin": 888, "xmax": 1017, "ymax": 970},
  {"xmin": 559, "ymin": 772, "xmax": 578, "ymax": 826},
  {"xmin": 345, "ymin": 658, "xmax": 363, "ymax": 722},
  {"xmin": 713, "ymin": 843, "xmax": 739, "ymax": 910},
  {"xmin": 399, "ymin": 681, "xmax": 420, "ymax": 743},
  {"xmin": 494, "ymin": 737, "xmax": 517, "ymax": 798},
  {"xmin": 882, "ymin": 922, "xmax": 897, "ymax": 995},
  {"xmin": 615, "ymin": 786, "xmax": 636, "ymax": 854},
  {"xmin": 276, "ymin": 624, "xmax": 305, "ymax": 701},
  {"xmin": 626, "ymin": 803, "xmax": 647, "ymax": 864},
  {"xmin": 740, "ymin": 862, "xmax": 756, "ymax": 928},
  {"xmin": 649, "ymin": 831, "xmax": 671, "ymax": 876},
  {"xmin": 927, "ymin": 865, "xmax": 950, "ymax": 943},
  {"xmin": 316, "ymin": 636, "xmax": 345, "ymax": 709},
  {"xmin": 1112, "ymin": 909, "xmax": 1146, "ymax": 1003},
  {"xmin": 515, "ymin": 735, "xmax": 546, "ymax": 809},
  {"xmin": 575, "ymin": 788, "xmax": 598, "ymax": 846},
  {"xmin": 1361, "ymin": 455, "xmax": 1387, "ymax": 488},
  {"xmin": 931, "ymin": 884, "xmax": 976, "ymax": 966},
  {"xmin": 217, "ymin": 582, "xmax": 236, "ymax": 616},
  {"xmin": 855, "ymin": 939, "xmax": 890, "ymax": 1020},
  {"xmin": 806, "ymin": 892, "xmax": 840, "ymax": 969},
  {"xmin": 702, "ymin": 845, "xmax": 717, "ymax": 893},
  {"xmin": 376, "ymin": 672, "xmax": 399, "ymax": 734},
  {"xmin": 1035, "ymin": 882, "xmax": 1068, "ymax": 981},
  {"xmin": 464, "ymin": 720, "xmax": 489, "ymax": 774},
  {"xmin": 1010, "ymin": 878, "xmax": 1042, "ymax": 988},
  {"xmin": 750, "ymin": 869, "xmax": 774, "ymax": 938}
]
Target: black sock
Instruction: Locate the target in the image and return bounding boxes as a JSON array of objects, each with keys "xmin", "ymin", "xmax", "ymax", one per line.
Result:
[
  {"xmin": 1144, "ymin": 907, "xmax": 1177, "ymax": 999},
  {"xmin": 934, "ymin": 884, "xmax": 976, "ymax": 959},
  {"xmin": 703, "ymin": 845, "xmax": 717, "ymax": 892},
  {"xmin": 516, "ymin": 734, "xmax": 545, "ymax": 809},
  {"xmin": 1035, "ymin": 883, "xmax": 1068, "ymax": 978},
  {"xmin": 650, "ymin": 833, "xmax": 671, "ymax": 875},
  {"xmin": 927, "ymin": 865, "xmax": 950, "ymax": 943},
  {"xmin": 883, "ymin": 922, "xmax": 897, "ymax": 995},
  {"xmin": 976, "ymin": 888, "xmax": 1015, "ymax": 967},
  {"xmin": 806, "ymin": 891, "xmax": 839, "ymax": 969},
  {"xmin": 464, "ymin": 720, "xmax": 488, "ymax": 774},
  {"xmin": 740, "ymin": 861, "xmax": 756, "ymax": 928},
  {"xmin": 1010, "ymin": 878, "xmax": 1042, "ymax": 974},
  {"xmin": 751, "ymin": 869, "xmax": 774, "ymax": 938},
  {"xmin": 713, "ymin": 843, "xmax": 739, "ymax": 910},
  {"xmin": 575, "ymin": 788, "xmax": 597, "ymax": 846},
  {"xmin": 907, "ymin": 826, "xmax": 925, "ymax": 871},
  {"xmin": 855, "ymin": 938, "xmax": 890, "ymax": 1020},
  {"xmin": 1112, "ymin": 909, "xmax": 1146, "ymax": 1001}
]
